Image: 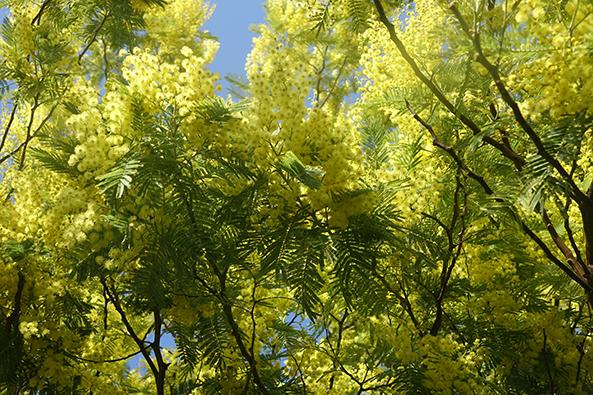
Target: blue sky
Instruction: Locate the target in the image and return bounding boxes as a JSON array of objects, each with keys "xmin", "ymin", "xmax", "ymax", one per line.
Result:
[{"xmin": 204, "ymin": 0, "xmax": 266, "ymax": 91}]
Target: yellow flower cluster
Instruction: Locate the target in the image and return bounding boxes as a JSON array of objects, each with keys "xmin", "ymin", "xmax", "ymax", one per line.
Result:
[
  {"xmin": 1, "ymin": 166, "xmax": 103, "ymax": 248},
  {"xmin": 144, "ymin": 0, "xmax": 215, "ymax": 56},
  {"xmin": 122, "ymin": 46, "xmax": 216, "ymax": 113},
  {"xmin": 418, "ymin": 335, "xmax": 481, "ymax": 394},
  {"xmin": 8, "ymin": 6, "xmax": 36, "ymax": 58},
  {"xmin": 246, "ymin": 6, "xmax": 369, "ymax": 226},
  {"xmin": 511, "ymin": 0, "xmax": 593, "ymax": 120}
]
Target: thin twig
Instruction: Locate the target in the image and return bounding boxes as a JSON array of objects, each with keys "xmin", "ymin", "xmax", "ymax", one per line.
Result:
[
  {"xmin": 78, "ymin": 11, "xmax": 111, "ymax": 63},
  {"xmin": 406, "ymin": 100, "xmax": 494, "ymax": 195},
  {"xmin": 314, "ymin": 45, "xmax": 329, "ymax": 103},
  {"xmin": 431, "ymin": 172, "xmax": 468, "ymax": 335},
  {"xmin": 373, "ymin": 268, "xmax": 422, "ymax": 333},
  {"xmin": 217, "ymin": 272, "xmax": 270, "ymax": 395},
  {"xmin": 0, "ymin": 103, "xmax": 17, "ymax": 153},
  {"xmin": 32, "ymin": 0, "xmax": 52, "ymax": 25},
  {"xmin": 542, "ymin": 329, "xmax": 556, "ymax": 394},
  {"xmin": 5, "ymin": 272, "xmax": 25, "ymax": 334},
  {"xmin": 64, "ymin": 345, "xmax": 150, "ymax": 364},
  {"xmin": 575, "ymin": 326, "xmax": 589, "ymax": 387},
  {"xmin": 100, "ymin": 278, "xmax": 160, "ymax": 380},
  {"xmin": 0, "ymin": 98, "xmax": 60, "ymax": 167},
  {"xmin": 449, "ymin": 3, "xmax": 591, "ymax": 209},
  {"xmin": 542, "ymin": 209, "xmax": 587, "ymax": 280},
  {"xmin": 19, "ymin": 94, "xmax": 40, "ymax": 168},
  {"xmin": 319, "ymin": 55, "xmax": 348, "ymax": 109}
]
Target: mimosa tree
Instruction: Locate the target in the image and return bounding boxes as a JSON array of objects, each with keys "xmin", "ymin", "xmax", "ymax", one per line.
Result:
[{"xmin": 1, "ymin": 0, "xmax": 593, "ymax": 393}]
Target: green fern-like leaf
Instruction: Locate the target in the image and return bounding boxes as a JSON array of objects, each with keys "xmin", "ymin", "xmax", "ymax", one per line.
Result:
[
  {"xmin": 96, "ymin": 157, "xmax": 142, "ymax": 198},
  {"xmin": 195, "ymin": 312, "xmax": 232, "ymax": 368},
  {"xmin": 308, "ymin": 2, "xmax": 331, "ymax": 35},
  {"xmin": 260, "ymin": 218, "xmax": 301, "ymax": 275},
  {"xmin": 30, "ymin": 148, "xmax": 80, "ymax": 176},
  {"xmin": 276, "ymin": 151, "xmax": 324, "ymax": 190},
  {"xmin": 194, "ymin": 97, "xmax": 246, "ymax": 124},
  {"xmin": 360, "ymin": 117, "xmax": 395, "ymax": 168},
  {"xmin": 284, "ymin": 232, "xmax": 327, "ymax": 319},
  {"xmin": 346, "ymin": 0, "xmax": 371, "ymax": 32}
]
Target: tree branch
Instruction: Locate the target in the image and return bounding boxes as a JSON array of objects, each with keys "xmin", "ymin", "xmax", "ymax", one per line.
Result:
[
  {"xmin": 406, "ymin": 99, "xmax": 592, "ymax": 293},
  {"xmin": 542, "ymin": 209, "xmax": 589, "ymax": 281},
  {"xmin": 64, "ymin": 344, "xmax": 150, "ymax": 364},
  {"xmin": 373, "ymin": 268, "xmax": 422, "ymax": 333},
  {"xmin": 78, "ymin": 11, "xmax": 110, "ymax": 63},
  {"xmin": 0, "ymin": 98, "xmax": 60, "ymax": 167},
  {"xmin": 431, "ymin": 173, "xmax": 468, "ymax": 335},
  {"xmin": 448, "ymin": 3, "xmax": 591, "ymax": 208},
  {"xmin": 5, "ymin": 272, "xmax": 25, "ymax": 335},
  {"xmin": 32, "ymin": 0, "xmax": 52, "ymax": 25},
  {"xmin": 0, "ymin": 103, "xmax": 17, "ymax": 154},
  {"xmin": 217, "ymin": 273, "xmax": 270, "ymax": 395},
  {"xmin": 19, "ymin": 94, "xmax": 40, "ymax": 168},
  {"xmin": 406, "ymin": 100, "xmax": 494, "ymax": 195},
  {"xmin": 100, "ymin": 278, "xmax": 160, "ymax": 381},
  {"xmin": 372, "ymin": 0, "xmax": 526, "ymax": 171},
  {"xmin": 152, "ymin": 308, "xmax": 169, "ymax": 395},
  {"xmin": 542, "ymin": 328, "xmax": 556, "ymax": 394}
]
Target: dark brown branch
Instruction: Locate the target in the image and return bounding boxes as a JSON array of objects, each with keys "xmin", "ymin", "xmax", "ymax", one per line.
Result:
[
  {"xmin": 152, "ymin": 308, "xmax": 169, "ymax": 395},
  {"xmin": 190, "ymin": 265, "xmax": 218, "ymax": 296},
  {"xmin": 406, "ymin": 100, "xmax": 591, "ymax": 293},
  {"xmin": 217, "ymin": 274, "xmax": 270, "ymax": 395},
  {"xmin": 78, "ymin": 11, "xmax": 110, "ymax": 63},
  {"xmin": 325, "ymin": 312, "xmax": 366, "ymax": 390},
  {"xmin": 575, "ymin": 327, "xmax": 589, "ymax": 387},
  {"xmin": 100, "ymin": 278, "xmax": 160, "ymax": 384},
  {"xmin": 588, "ymin": 184, "xmax": 593, "ymax": 267},
  {"xmin": 102, "ymin": 39, "xmax": 110, "ymax": 81},
  {"xmin": 182, "ymin": 187, "xmax": 267, "ymax": 391},
  {"xmin": 520, "ymin": 222, "xmax": 590, "ymax": 291},
  {"xmin": 373, "ymin": 268, "xmax": 422, "ymax": 333},
  {"xmin": 498, "ymin": 128, "xmax": 517, "ymax": 163},
  {"xmin": 420, "ymin": 211, "xmax": 453, "ymax": 250},
  {"xmin": 374, "ymin": 1, "xmax": 593, "ymax": 293},
  {"xmin": 542, "ymin": 329, "xmax": 556, "ymax": 394},
  {"xmin": 289, "ymin": 354, "xmax": 307, "ymax": 394},
  {"xmin": 5, "ymin": 272, "xmax": 25, "ymax": 334},
  {"xmin": 32, "ymin": 0, "xmax": 52, "ymax": 25},
  {"xmin": 581, "ymin": 204, "xmax": 593, "ymax": 273},
  {"xmin": 448, "ymin": 2, "xmax": 593, "ymax": 280},
  {"xmin": 448, "ymin": 3, "xmax": 591, "ymax": 208},
  {"xmin": 559, "ymin": 167, "xmax": 585, "ymax": 268},
  {"xmin": 328, "ymin": 310, "xmax": 349, "ymax": 390},
  {"xmin": 406, "ymin": 100, "xmax": 494, "ymax": 195},
  {"xmin": 64, "ymin": 344, "xmax": 150, "ymax": 364},
  {"xmin": 0, "ymin": 103, "xmax": 17, "ymax": 153},
  {"xmin": 542, "ymin": 209, "xmax": 588, "ymax": 281},
  {"xmin": 372, "ymin": 0, "xmax": 526, "ymax": 171},
  {"xmin": 566, "ymin": 212, "xmax": 585, "ymax": 268},
  {"xmin": 102, "ymin": 286, "xmax": 108, "ymax": 341},
  {"xmin": 431, "ymin": 174, "xmax": 468, "ymax": 335},
  {"xmin": 248, "ymin": 278, "xmax": 258, "ymax": 388},
  {"xmin": 0, "ymin": 98, "xmax": 59, "ymax": 167},
  {"xmin": 19, "ymin": 94, "xmax": 40, "ymax": 168}
]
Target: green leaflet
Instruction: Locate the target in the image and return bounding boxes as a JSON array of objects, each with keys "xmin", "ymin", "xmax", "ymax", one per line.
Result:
[{"xmin": 276, "ymin": 151, "xmax": 325, "ymax": 190}]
